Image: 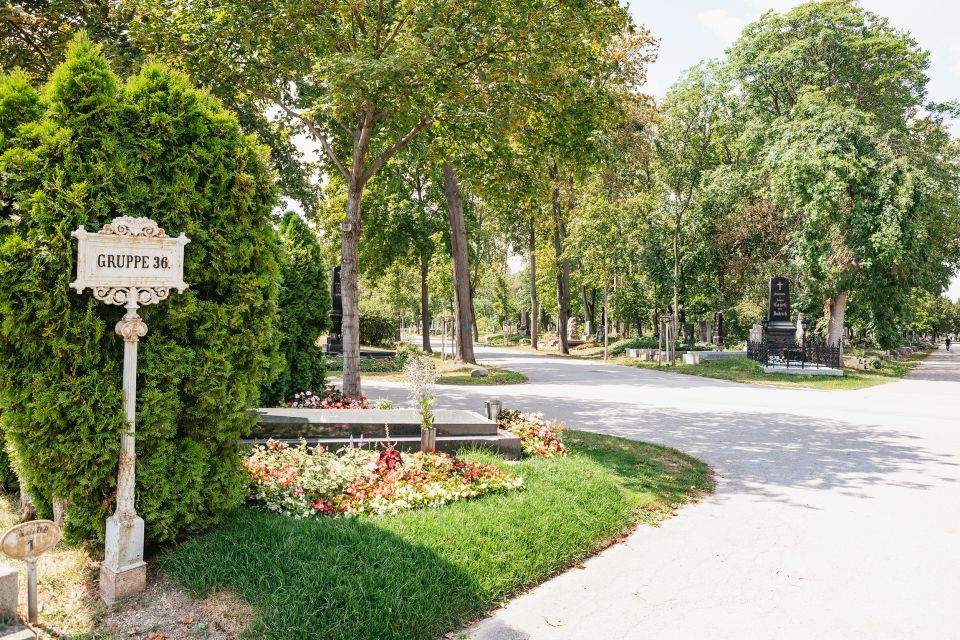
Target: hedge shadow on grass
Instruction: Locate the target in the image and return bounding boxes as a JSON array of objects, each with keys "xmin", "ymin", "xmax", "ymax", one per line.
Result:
[
  {"xmin": 160, "ymin": 439, "xmax": 705, "ymax": 640},
  {"xmin": 161, "ymin": 509, "xmax": 483, "ymax": 639}
]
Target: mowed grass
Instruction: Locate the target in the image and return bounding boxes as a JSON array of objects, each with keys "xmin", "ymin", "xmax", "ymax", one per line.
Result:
[
  {"xmin": 359, "ymin": 352, "xmax": 528, "ymax": 385},
  {"xmin": 628, "ymin": 352, "xmax": 933, "ymax": 390},
  {"xmin": 160, "ymin": 430, "xmax": 710, "ymax": 640}
]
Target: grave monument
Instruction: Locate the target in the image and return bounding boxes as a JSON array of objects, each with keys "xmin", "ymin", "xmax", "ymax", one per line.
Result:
[
  {"xmin": 767, "ymin": 276, "xmax": 795, "ymax": 354},
  {"xmin": 327, "ymin": 265, "xmax": 343, "ymax": 354}
]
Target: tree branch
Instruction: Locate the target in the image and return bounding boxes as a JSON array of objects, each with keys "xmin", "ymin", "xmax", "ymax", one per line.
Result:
[
  {"xmin": 360, "ymin": 118, "xmax": 433, "ymax": 185},
  {"xmin": 248, "ymin": 87, "xmax": 350, "ymax": 180}
]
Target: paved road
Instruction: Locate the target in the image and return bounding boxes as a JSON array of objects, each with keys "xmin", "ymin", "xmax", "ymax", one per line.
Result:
[{"xmin": 357, "ymin": 345, "xmax": 960, "ymax": 640}]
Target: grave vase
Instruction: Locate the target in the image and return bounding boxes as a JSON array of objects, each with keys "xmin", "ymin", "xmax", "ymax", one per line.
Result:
[{"xmin": 421, "ymin": 427, "xmax": 437, "ymax": 452}]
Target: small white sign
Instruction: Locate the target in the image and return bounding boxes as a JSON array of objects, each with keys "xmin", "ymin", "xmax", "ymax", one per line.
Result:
[{"xmin": 70, "ymin": 217, "xmax": 189, "ymax": 304}]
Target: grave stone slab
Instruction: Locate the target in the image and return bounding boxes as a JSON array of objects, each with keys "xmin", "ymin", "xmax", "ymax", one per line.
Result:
[{"xmin": 0, "ymin": 564, "xmax": 16, "ymax": 622}]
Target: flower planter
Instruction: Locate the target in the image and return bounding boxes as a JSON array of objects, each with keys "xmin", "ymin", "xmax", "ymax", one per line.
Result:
[{"xmin": 421, "ymin": 427, "xmax": 437, "ymax": 452}]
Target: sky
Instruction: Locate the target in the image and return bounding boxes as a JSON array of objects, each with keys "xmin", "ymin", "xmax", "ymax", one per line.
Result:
[{"xmin": 629, "ymin": 0, "xmax": 960, "ymax": 301}]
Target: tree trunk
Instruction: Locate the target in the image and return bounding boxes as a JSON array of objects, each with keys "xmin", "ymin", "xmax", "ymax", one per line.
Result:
[
  {"xmin": 603, "ymin": 278, "xmax": 609, "ymax": 361},
  {"xmin": 442, "ymin": 162, "xmax": 476, "ymax": 364},
  {"xmin": 469, "ymin": 292, "xmax": 479, "ymax": 343},
  {"xmin": 824, "ymin": 292, "xmax": 848, "ymax": 354},
  {"xmin": 580, "ymin": 283, "xmax": 597, "ymax": 333},
  {"xmin": 672, "ymin": 209, "xmax": 681, "ymax": 339},
  {"xmin": 420, "ymin": 255, "xmax": 432, "ymax": 353},
  {"xmin": 340, "ymin": 179, "xmax": 363, "ymax": 396},
  {"xmin": 529, "ymin": 219, "xmax": 539, "ymax": 350},
  {"xmin": 52, "ymin": 497, "xmax": 66, "ymax": 528},
  {"xmin": 550, "ymin": 161, "xmax": 570, "ymax": 354},
  {"xmin": 18, "ymin": 477, "xmax": 34, "ymax": 522}
]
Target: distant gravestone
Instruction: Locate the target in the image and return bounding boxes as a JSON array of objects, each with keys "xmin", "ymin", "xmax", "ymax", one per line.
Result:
[
  {"xmin": 767, "ymin": 276, "xmax": 795, "ymax": 353},
  {"xmin": 698, "ymin": 320, "xmax": 712, "ymax": 344},
  {"xmin": 768, "ymin": 277, "xmax": 791, "ymax": 326},
  {"xmin": 683, "ymin": 323, "xmax": 695, "ymax": 344},
  {"xmin": 327, "ymin": 265, "xmax": 343, "ymax": 354},
  {"xmin": 714, "ymin": 311, "xmax": 724, "ymax": 349},
  {"xmin": 749, "ymin": 323, "xmax": 764, "ymax": 344}
]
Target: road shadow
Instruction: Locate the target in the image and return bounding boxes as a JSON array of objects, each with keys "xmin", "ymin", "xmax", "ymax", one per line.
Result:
[{"xmin": 362, "ymin": 383, "xmax": 956, "ymax": 509}]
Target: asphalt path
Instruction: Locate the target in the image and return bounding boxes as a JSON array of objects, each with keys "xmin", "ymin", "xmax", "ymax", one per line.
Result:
[{"xmin": 351, "ymin": 343, "xmax": 960, "ymax": 639}]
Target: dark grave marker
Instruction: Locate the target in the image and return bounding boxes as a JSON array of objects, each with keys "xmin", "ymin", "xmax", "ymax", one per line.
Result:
[
  {"xmin": 767, "ymin": 276, "xmax": 795, "ymax": 353},
  {"xmin": 327, "ymin": 265, "xmax": 343, "ymax": 354}
]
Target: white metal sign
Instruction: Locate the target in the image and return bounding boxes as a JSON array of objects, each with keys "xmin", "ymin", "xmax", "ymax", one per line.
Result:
[
  {"xmin": 70, "ymin": 216, "xmax": 189, "ymax": 306},
  {"xmin": 70, "ymin": 216, "xmax": 189, "ymax": 605}
]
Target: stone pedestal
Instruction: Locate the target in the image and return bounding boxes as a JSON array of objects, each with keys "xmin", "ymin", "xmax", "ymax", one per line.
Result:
[
  {"xmin": 100, "ymin": 514, "xmax": 146, "ymax": 605},
  {"xmin": 0, "ymin": 564, "xmax": 17, "ymax": 622}
]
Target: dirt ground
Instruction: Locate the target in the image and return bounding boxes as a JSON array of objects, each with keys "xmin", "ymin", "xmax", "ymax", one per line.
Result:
[{"xmin": 98, "ymin": 571, "xmax": 252, "ymax": 640}]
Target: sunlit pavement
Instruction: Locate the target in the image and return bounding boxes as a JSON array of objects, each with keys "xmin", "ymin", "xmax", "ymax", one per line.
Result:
[{"xmin": 352, "ymin": 344, "xmax": 960, "ymax": 640}]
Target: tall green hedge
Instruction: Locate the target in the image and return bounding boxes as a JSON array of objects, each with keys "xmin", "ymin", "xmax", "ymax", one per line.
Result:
[
  {"xmin": 260, "ymin": 212, "xmax": 331, "ymax": 405},
  {"xmin": 0, "ymin": 36, "xmax": 282, "ymax": 543},
  {"xmin": 359, "ymin": 312, "xmax": 398, "ymax": 348}
]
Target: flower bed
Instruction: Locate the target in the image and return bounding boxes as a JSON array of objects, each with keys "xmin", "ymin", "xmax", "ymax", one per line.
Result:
[
  {"xmin": 497, "ymin": 410, "xmax": 569, "ymax": 458},
  {"xmin": 244, "ymin": 440, "xmax": 522, "ymax": 517},
  {"xmin": 285, "ymin": 385, "xmax": 368, "ymax": 409}
]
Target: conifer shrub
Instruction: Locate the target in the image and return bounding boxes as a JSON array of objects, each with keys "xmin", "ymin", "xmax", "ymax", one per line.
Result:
[
  {"xmin": 260, "ymin": 212, "xmax": 331, "ymax": 405},
  {"xmin": 359, "ymin": 312, "xmax": 397, "ymax": 347},
  {"xmin": 0, "ymin": 36, "xmax": 282, "ymax": 543}
]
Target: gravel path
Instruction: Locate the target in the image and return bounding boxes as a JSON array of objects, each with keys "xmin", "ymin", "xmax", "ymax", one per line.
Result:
[{"xmin": 357, "ymin": 344, "xmax": 960, "ymax": 640}]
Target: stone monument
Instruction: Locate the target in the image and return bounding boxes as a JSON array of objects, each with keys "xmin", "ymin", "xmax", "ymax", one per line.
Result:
[
  {"xmin": 327, "ymin": 265, "xmax": 343, "ymax": 354},
  {"xmin": 713, "ymin": 311, "xmax": 724, "ymax": 349},
  {"xmin": 70, "ymin": 216, "xmax": 189, "ymax": 604},
  {"xmin": 767, "ymin": 276, "xmax": 795, "ymax": 354}
]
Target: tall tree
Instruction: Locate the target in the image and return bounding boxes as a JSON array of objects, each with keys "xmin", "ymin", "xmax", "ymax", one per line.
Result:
[
  {"xmin": 130, "ymin": 0, "xmax": 639, "ymax": 393},
  {"xmin": 654, "ymin": 62, "xmax": 726, "ymax": 333}
]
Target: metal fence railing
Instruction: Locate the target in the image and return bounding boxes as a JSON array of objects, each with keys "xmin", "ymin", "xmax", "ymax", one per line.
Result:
[{"xmin": 747, "ymin": 337, "xmax": 841, "ymax": 370}]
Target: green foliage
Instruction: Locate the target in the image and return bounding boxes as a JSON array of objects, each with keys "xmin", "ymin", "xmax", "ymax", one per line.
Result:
[
  {"xmin": 609, "ymin": 337, "xmax": 660, "ymax": 355},
  {"xmin": 260, "ymin": 212, "xmax": 331, "ymax": 405},
  {"xmin": 0, "ymin": 37, "xmax": 281, "ymax": 543},
  {"xmin": 161, "ymin": 431, "xmax": 709, "ymax": 639},
  {"xmin": 358, "ymin": 313, "xmax": 396, "ymax": 348},
  {"xmin": 394, "ymin": 342, "xmax": 422, "ymax": 368}
]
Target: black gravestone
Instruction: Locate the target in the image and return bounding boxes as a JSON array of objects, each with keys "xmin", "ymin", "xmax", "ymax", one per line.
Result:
[
  {"xmin": 683, "ymin": 323, "xmax": 695, "ymax": 344},
  {"xmin": 713, "ymin": 311, "xmax": 724, "ymax": 349},
  {"xmin": 767, "ymin": 276, "xmax": 795, "ymax": 354},
  {"xmin": 327, "ymin": 265, "xmax": 343, "ymax": 354}
]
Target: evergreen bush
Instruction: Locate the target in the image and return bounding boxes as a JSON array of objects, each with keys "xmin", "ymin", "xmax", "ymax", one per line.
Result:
[
  {"xmin": 359, "ymin": 312, "xmax": 397, "ymax": 347},
  {"xmin": 260, "ymin": 212, "xmax": 331, "ymax": 405},
  {"xmin": 0, "ymin": 36, "xmax": 282, "ymax": 543}
]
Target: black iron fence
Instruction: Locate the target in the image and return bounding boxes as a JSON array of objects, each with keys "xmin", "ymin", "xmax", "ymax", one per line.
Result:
[{"xmin": 747, "ymin": 337, "xmax": 841, "ymax": 370}]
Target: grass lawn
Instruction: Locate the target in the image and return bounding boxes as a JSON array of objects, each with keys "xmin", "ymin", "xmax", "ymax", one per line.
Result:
[
  {"xmin": 624, "ymin": 352, "xmax": 934, "ymax": 390},
  {"xmin": 160, "ymin": 430, "xmax": 711, "ymax": 640},
  {"xmin": 359, "ymin": 352, "xmax": 528, "ymax": 385}
]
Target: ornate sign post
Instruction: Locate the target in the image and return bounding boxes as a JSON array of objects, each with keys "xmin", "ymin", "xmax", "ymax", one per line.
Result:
[
  {"xmin": 0, "ymin": 519, "xmax": 62, "ymax": 623},
  {"xmin": 70, "ymin": 217, "xmax": 189, "ymax": 604}
]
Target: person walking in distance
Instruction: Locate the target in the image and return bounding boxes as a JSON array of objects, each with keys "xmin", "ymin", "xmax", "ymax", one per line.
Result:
[{"xmin": 946, "ymin": 336, "xmax": 952, "ymax": 352}]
